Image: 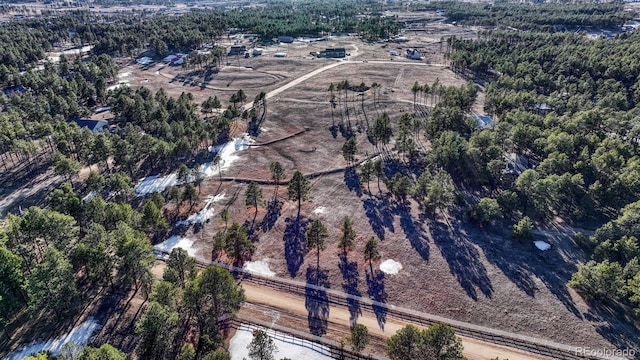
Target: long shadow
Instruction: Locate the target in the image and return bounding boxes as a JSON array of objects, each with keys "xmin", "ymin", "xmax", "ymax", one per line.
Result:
[
  {"xmin": 260, "ymin": 198, "xmax": 282, "ymax": 232},
  {"xmin": 329, "ymin": 124, "xmax": 338, "ymax": 138},
  {"xmin": 247, "ymin": 114, "xmax": 264, "ymax": 137},
  {"xmin": 339, "ymin": 255, "xmax": 361, "ymax": 326},
  {"xmin": 430, "ymin": 220, "xmax": 493, "ymax": 301},
  {"xmin": 397, "ymin": 206, "xmax": 430, "ymax": 261},
  {"xmin": 362, "ymin": 195, "xmax": 395, "ymax": 240},
  {"xmin": 471, "ymin": 224, "xmax": 581, "ymax": 315},
  {"xmin": 284, "ymin": 217, "xmax": 310, "ymax": 277},
  {"xmin": 344, "ymin": 167, "xmax": 362, "ymax": 197},
  {"xmin": 305, "ymin": 266, "xmax": 330, "ymax": 336},
  {"xmin": 366, "ymin": 269, "xmax": 387, "ymax": 330},
  {"xmin": 587, "ymin": 301, "xmax": 640, "ymax": 351}
]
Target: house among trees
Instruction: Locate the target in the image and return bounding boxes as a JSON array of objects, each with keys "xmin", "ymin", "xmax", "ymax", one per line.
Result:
[
  {"xmin": 3, "ymin": 85, "xmax": 26, "ymax": 98},
  {"xmin": 318, "ymin": 48, "xmax": 346, "ymax": 58},
  {"xmin": 534, "ymin": 102, "xmax": 553, "ymax": 116},
  {"xmin": 470, "ymin": 115, "xmax": 494, "ymax": 129},
  {"xmin": 503, "ymin": 152, "xmax": 532, "ymax": 177},
  {"xmin": 69, "ymin": 119, "xmax": 109, "ymax": 133},
  {"xmin": 135, "ymin": 56, "xmax": 153, "ymax": 65}
]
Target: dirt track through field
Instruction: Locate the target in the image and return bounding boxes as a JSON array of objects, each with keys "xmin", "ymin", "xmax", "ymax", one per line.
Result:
[{"xmin": 241, "ymin": 281, "xmax": 552, "ymax": 360}]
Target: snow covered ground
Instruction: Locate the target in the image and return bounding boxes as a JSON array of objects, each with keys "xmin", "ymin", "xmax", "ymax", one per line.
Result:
[
  {"xmin": 175, "ymin": 193, "xmax": 226, "ymax": 226},
  {"xmin": 534, "ymin": 240, "xmax": 551, "ymax": 251},
  {"xmin": 229, "ymin": 325, "xmax": 333, "ymax": 360},
  {"xmin": 135, "ymin": 134, "xmax": 253, "ymax": 196},
  {"xmin": 243, "ymin": 259, "xmax": 276, "ymax": 277},
  {"xmin": 153, "ymin": 235, "xmax": 199, "ymax": 258},
  {"xmin": 380, "ymin": 259, "xmax": 403, "ymax": 275},
  {"xmin": 7, "ymin": 318, "xmax": 101, "ymax": 360}
]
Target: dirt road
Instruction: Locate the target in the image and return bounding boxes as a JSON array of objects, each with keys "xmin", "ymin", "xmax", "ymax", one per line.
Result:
[{"xmin": 240, "ymin": 281, "xmax": 552, "ymax": 360}]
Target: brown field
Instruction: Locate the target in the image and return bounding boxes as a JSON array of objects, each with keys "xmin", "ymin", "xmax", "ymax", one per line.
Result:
[
  {"xmin": 118, "ymin": 31, "xmax": 637, "ymax": 353},
  {"xmin": 3, "ymin": 20, "xmax": 638, "ymax": 359}
]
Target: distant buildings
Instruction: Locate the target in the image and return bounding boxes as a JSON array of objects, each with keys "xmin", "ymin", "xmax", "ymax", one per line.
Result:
[
  {"xmin": 162, "ymin": 53, "xmax": 186, "ymax": 66},
  {"xmin": 228, "ymin": 45, "xmax": 247, "ymax": 56},
  {"xmin": 252, "ymin": 48, "xmax": 263, "ymax": 56},
  {"xmin": 273, "ymin": 52, "xmax": 288, "ymax": 58},
  {"xmin": 318, "ymin": 48, "xmax": 346, "ymax": 58},
  {"xmin": 135, "ymin": 56, "xmax": 153, "ymax": 65},
  {"xmin": 277, "ymin": 35, "xmax": 294, "ymax": 43},
  {"xmin": 406, "ymin": 48, "xmax": 422, "ymax": 60}
]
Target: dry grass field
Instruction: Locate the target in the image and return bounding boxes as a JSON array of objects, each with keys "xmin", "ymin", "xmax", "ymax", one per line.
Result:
[
  {"xmin": 108, "ymin": 31, "xmax": 638, "ymax": 352},
  {"xmin": 3, "ymin": 22, "xmax": 637, "ymax": 360}
]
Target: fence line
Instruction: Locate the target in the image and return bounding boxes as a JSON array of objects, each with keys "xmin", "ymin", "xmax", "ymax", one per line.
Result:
[
  {"xmin": 222, "ymin": 314, "xmax": 386, "ymax": 360},
  {"xmin": 157, "ymin": 255, "xmax": 623, "ymax": 360}
]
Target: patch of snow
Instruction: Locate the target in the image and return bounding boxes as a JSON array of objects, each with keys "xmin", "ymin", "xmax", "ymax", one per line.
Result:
[
  {"xmin": 243, "ymin": 258, "xmax": 275, "ymax": 277},
  {"xmin": 176, "ymin": 193, "xmax": 226, "ymax": 226},
  {"xmin": 360, "ymin": 155, "xmax": 381, "ymax": 166},
  {"xmin": 203, "ymin": 134, "xmax": 254, "ymax": 177},
  {"xmin": 313, "ymin": 207, "xmax": 326, "ymax": 215},
  {"xmin": 82, "ymin": 191, "xmax": 96, "ymax": 203},
  {"xmin": 153, "ymin": 235, "xmax": 198, "ymax": 258},
  {"xmin": 118, "ymin": 71, "xmax": 131, "ymax": 78},
  {"xmin": 380, "ymin": 259, "xmax": 403, "ymax": 275},
  {"xmin": 7, "ymin": 318, "xmax": 101, "ymax": 360},
  {"xmin": 135, "ymin": 173, "xmax": 179, "ymax": 196},
  {"xmin": 229, "ymin": 325, "xmax": 333, "ymax": 360},
  {"xmin": 134, "ymin": 134, "xmax": 253, "ymax": 196},
  {"xmin": 534, "ymin": 240, "xmax": 551, "ymax": 251}
]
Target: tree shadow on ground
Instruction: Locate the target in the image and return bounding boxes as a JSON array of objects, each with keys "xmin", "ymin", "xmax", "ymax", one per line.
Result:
[
  {"xmin": 247, "ymin": 115, "xmax": 265, "ymax": 137},
  {"xmin": 339, "ymin": 123, "xmax": 353, "ymax": 139},
  {"xmin": 306, "ymin": 266, "xmax": 330, "ymax": 337},
  {"xmin": 339, "ymin": 255, "xmax": 361, "ymax": 326},
  {"xmin": 284, "ymin": 216, "xmax": 310, "ymax": 277},
  {"xmin": 396, "ymin": 205, "xmax": 430, "ymax": 261},
  {"xmin": 260, "ymin": 198, "xmax": 281, "ymax": 232},
  {"xmin": 90, "ymin": 287, "xmax": 144, "ymax": 353},
  {"xmin": 470, "ymin": 223, "xmax": 582, "ymax": 317},
  {"xmin": 586, "ymin": 301, "xmax": 640, "ymax": 350},
  {"xmin": 344, "ymin": 167, "xmax": 362, "ymax": 197},
  {"xmin": 429, "ymin": 220, "xmax": 493, "ymax": 301},
  {"xmin": 362, "ymin": 195, "xmax": 395, "ymax": 240},
  {"xmin": 366, "ymin": 269, "xmax": 387, "ymax": 330},
  {"xmin": 329, "ymin": 125, "xmax": 338, "ymax": 139}
]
